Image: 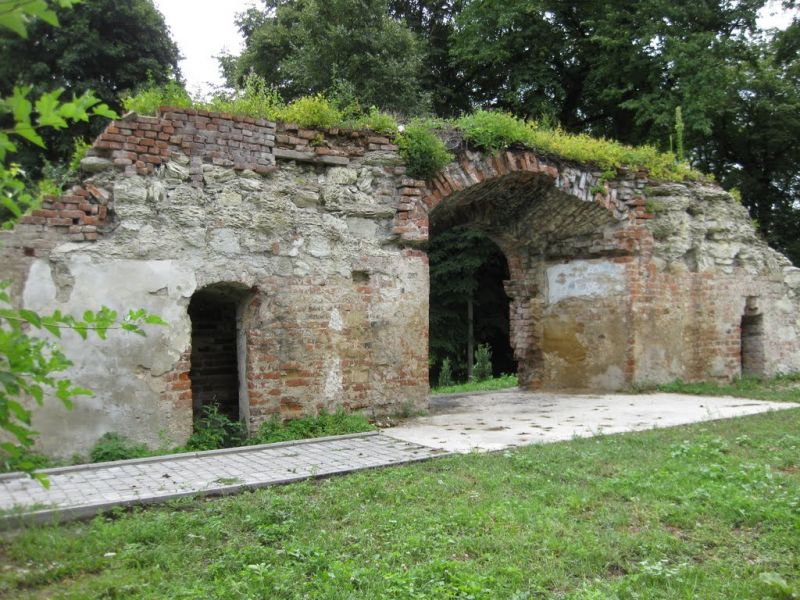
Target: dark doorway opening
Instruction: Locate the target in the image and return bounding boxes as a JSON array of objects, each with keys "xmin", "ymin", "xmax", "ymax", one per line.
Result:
[
  {"xmin": 428, "ymin": 226, "xmax": 516, "ymax": 386},
  {"xmin": 188, "ymin": 286, "xmax": 245, "ymax": 422},
  {"xmin": 741, "ymin": 313, "xmax": 765, "ymax": 377}
]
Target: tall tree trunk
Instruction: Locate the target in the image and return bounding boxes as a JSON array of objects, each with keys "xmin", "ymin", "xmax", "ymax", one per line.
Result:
[{"xmin": 467, "ymin": 297, "xmax": 474, "ymax": 381}]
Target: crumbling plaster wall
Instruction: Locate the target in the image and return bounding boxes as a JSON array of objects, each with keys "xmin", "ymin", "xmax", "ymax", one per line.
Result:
[
  {"xmin": 1, "ymin": 109, "xmax": 428, "ymax": 457},
  {"xmin": 412, "ymin": 148, "xmax": 800, "ymax": 390},
  {"xmin": 2, "ymin": 107, "xmax": 800, "ymax": 457}
]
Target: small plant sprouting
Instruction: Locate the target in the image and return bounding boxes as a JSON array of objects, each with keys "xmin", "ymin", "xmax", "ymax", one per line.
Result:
[
  {"xmin": 473, "ymin": 343, "xmax": 493, "ymax": 382},
  {"xmin": 645, "ymin": 199, "xmax": 666, "ymax": 214},
  {"xmin": 438, "ymin": 357, "xmax": 454, "ymax": 388},
  {"xmin": 186, "ymin": 404, "xmax": 246, "ymax": 451},
  {"xmin": 674, "ymin": 106, "xmax": 685, "ymax": 163}
]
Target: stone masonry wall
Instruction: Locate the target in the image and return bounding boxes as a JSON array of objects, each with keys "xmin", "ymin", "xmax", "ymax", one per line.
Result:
[
  {"xmin": 407, "ymin": 146, "xmax": 800, "ymax": 389},
  {"xmin": 2, "ymin": 107, "xmax": 800, "ymax": 457},
  {"xmin": 1, "ymin": 108, "xmax": 427, "ymax": 457}
]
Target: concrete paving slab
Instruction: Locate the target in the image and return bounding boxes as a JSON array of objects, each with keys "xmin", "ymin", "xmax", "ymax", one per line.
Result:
[
  {"xmin": 0, "ymin": 432, "xmax": 446, "ymax": 528},
  {"xmin": 382, "ymin": 389, "xmax": 800, "ymax": 453}
]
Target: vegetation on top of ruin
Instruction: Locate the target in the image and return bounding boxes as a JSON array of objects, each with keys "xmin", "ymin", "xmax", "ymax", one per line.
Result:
[{"xmin": 122, "ymin": 76, "xmax": 707, "ymax": 184}]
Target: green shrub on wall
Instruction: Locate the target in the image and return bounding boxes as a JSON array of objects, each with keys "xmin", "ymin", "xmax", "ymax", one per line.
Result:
[
  {"xmin": 206, "ymin": 72, "xmax": 284, "ymax": 121},
  {"xmin": 397, "ymin": 123, "xmax": 452, "ymax": 181},
  {"xmin": 278, "ymin": 94, "xmax": 343, "ymax": 129},
  {"xmin": 122, "ymin": 79, "xmax": 193, "ymax": 115},
  {"xmin": 456, "ymin": 110, "xmax": 531, "ymax": 152},
  {"xmin": 353, "ymin": 106, "xmax": 399, "ymax": 136}
]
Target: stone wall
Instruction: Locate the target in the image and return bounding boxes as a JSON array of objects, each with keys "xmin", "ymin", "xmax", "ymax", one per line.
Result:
[
  {"xmin": 1, "ymin": 108, "xmax": 427, "ymax": 457},
  {"xmin": 407, "ymin": 146, "xmax": 800, "ymax": 389},
  {"xmin": 2, "ymin": 107, "xmax": 799, "ymax": 457}
]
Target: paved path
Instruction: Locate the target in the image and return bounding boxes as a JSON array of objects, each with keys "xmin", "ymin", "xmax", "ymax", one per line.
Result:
[
  {"xmin": 387, "ymin": 390, "xmax": 799, "ymax": 453},
  {"xmin": 0, "ymin": 432, "xmax": 445, "ymax": 528}
]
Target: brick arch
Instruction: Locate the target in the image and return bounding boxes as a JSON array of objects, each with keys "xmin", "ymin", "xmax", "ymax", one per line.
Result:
[
  {"xmin": 392, "ymin": 148, "xmax": 655, "ymax": 251},
  {"xmin": 401, "ymin": 149, "xmax": 657, "ymax": 390}
]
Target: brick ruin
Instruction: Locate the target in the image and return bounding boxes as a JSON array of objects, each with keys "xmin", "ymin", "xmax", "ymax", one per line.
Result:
[{"xmin": 2, "ymin": 107, "xmax": 799, "ymax": 456}]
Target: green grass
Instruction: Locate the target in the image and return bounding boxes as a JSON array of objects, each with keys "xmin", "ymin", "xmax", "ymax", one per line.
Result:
[
  {"xmin": 642, "ymin": 373, "xmax": 800, "ymax": 404},
  {"xmin": 248, "ymin": 409, "xmax": 375, "ymax": 445},
  {"xmin": 431, "ymin": 373, "xmax": 519, "ymax": 396},
  {"xmin": 1, "ymin": 409, "xmax": 798, "ymax": 598}
]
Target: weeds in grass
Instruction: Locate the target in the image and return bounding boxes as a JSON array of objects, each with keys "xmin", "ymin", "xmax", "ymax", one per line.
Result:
[
  {"xmin": 185, "ymin": 405, "xmax": 245, "ymax": 451},
  {"xmin": 639, "ymin": 373, "xmax": 800, "ymax": 403},
  {"xmin": 248, "ymin": 408, "xmax": 374, "ymax": 445},
  {"xmin": 88, "ymin": 432, "xmax": 150, "ymax": 463}
]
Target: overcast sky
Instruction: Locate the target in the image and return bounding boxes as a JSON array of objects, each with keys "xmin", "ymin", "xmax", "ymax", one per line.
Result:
[
  {"xmin": 153, "ymin": 0, "xmax": 255, "ymax": 95},
  {"xmin": 154, "ymin": 0, "xmax": 797, "ymax": 96}
]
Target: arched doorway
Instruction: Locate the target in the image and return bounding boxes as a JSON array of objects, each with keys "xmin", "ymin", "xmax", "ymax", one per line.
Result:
[
  {"xmin": 188, "ymin": 283, "xmax": 253, "ymax": 425},
  {"xmin": 428, "ymin": 226, "xmax": 516, "ymax": 385},
  {"xmin": 423, "ymin": 163, "xmax": 631, "ymax": 390}
]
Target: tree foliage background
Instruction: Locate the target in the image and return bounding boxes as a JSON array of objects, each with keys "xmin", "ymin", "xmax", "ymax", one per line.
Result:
[{"xmin": 0, "ymin": 0, "xmax": 180, "ymax": 174}]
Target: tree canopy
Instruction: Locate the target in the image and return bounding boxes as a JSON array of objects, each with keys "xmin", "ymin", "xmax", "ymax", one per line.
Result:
[
  {"xmin": 0, "ymin": 0, "xmax": 180, "ymax": 170},
  {"xmin": 223, "ymin": 0, "xmax": 428, "ymax": 115}
]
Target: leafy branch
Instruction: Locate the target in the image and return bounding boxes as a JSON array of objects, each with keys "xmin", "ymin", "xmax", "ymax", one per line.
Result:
[
  {"xmin": 0, "ymin": 283, "xmax": 166, "ymax": 484},
  {"xmin": 0, "ymin": 0, "xmax": 164, "ymax": 483}
]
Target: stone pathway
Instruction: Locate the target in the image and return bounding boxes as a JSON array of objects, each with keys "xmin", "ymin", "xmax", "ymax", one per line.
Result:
[{"xmin": 0, "ymin": 432, "xmax": 445, "ymax": 528}]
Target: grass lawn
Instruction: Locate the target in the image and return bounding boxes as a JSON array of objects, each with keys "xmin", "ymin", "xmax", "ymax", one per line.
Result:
[
  {"xmin": 1, "ymin": 407, "xmax": 799, "ymax": 599},
  {"xmin": 431, "ymin": 374, "xmax": 519, "ymax": 396},
  {"xmin": 648, "ymin": 373, "xmax": 800, "ymax": 404}
]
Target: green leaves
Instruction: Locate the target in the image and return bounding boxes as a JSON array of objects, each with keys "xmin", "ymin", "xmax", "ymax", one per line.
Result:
[
  {"xmin": 0, "ymin": 86, "xmax": 117, "ymax": 162},
  {"xmin": 0, "ymin": 287, "xmax": 167, "ymax": 477},
  {"xmin": 0, "ymin": 0, "xmax": 82, "ymax": 37},
  {"xmin": 397, "ymin": 122, "xmax": 452, "ymax": 180},
  {"xmin": 0, "ymin": 85, "xmax": 117, "ymax": 228}
]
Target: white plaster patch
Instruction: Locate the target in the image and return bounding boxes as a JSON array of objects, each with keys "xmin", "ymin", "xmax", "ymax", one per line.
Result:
[
  {"xmin": 324, "ymin": 356, "xmax": 343, "ymax": 402},
  {"xmin": 329, "ymin": 308, "xmax": 344, "ymax": 332},
  {"xmin": 547, "ymin": 260, "xmax": 625, "ymax": 304},
  {"xmin": 22, "ymin": 260, "xmax": 58, "ymax": 309}
]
